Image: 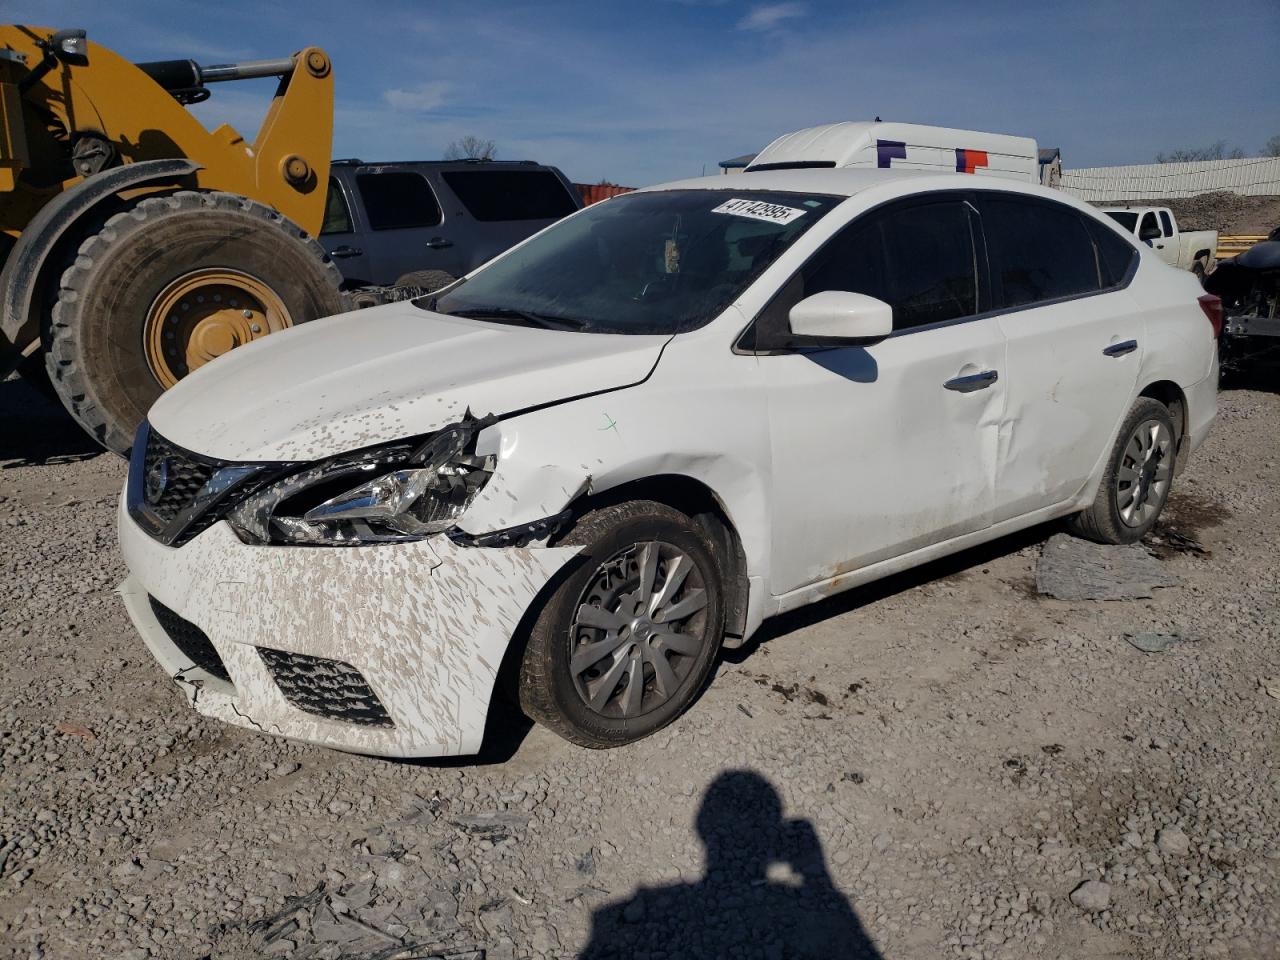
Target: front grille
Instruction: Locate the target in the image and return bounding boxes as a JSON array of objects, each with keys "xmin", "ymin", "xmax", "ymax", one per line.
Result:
[
  {"xmin": 129, "ymin": 425, "xmax": 265, "ymax": 547},
  {"xmin": 143, "ymin": 431, "xmax": 218, "ymax": 525},
  {"xmin": 258, "ymin": 649, "xmax": 393, "ymax": 727},
  {"xmin": 148, "ymin": 596, "xmax": 232, "ymax": 683}
]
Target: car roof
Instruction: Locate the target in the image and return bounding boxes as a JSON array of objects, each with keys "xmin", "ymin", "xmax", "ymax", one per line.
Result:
[
  {"xmin": 636, "ymin": 167, "xmax": 1097, "ymax": 207},
  {"xmin": 638, "ymin": 167, "xmax": 931, "ymax": 197}
]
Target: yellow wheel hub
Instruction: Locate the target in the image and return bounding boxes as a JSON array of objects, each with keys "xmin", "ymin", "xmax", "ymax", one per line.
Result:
[{"xmin": 144, "ymin": 269, "xmax": 292, "ymax": 388}]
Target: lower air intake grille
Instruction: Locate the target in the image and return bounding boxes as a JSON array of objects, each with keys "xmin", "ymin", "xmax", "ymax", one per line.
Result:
[
  {"xmin": 257, "ymin": 648, "xmax": 393, "ymax": 727},
  {"xmin": 148, "ymin": 597, "xmax": 231, "ymax": 683}
]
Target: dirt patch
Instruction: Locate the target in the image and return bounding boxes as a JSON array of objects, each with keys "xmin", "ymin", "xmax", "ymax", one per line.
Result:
[{"xmin": 1145, "ymin": 490, "xmax": 1233, "ymax": 559}]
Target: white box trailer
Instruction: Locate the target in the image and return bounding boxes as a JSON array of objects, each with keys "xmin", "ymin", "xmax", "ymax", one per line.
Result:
[{"xmin": 746, "ymin": 121, "xmax": 1040, "ymax": 184}]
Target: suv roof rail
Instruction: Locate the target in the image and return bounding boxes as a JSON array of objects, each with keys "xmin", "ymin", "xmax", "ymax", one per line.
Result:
[{"xmin": 331, "ymin": 158, "xmax": 544, "ymax": 167}]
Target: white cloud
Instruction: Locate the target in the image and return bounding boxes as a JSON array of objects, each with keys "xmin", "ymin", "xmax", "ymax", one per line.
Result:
[
  {"xmin": 736, "ymin": 2, "xmax": 808, "ymax": 32},
  {"xmin": 381, "ymin": 81, "xmax": 451, "ymax": 112}
]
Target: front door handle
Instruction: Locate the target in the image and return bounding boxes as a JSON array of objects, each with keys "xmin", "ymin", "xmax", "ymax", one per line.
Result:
[
  {"xmin": 330, "ymin": 245, "xmax": 363, "ymax": 258},
  {"xmin": 425, "ymin": 237, "xmax": 453, "ymax": 249},
  {"xmin": 944, "ymin": 370, "xmax": 998, "ymax": 392},
  {"xmin": 1103, "ymin": 339, "xmax": 1138, "ymax": 357},
  {"xmin": 1155, "ymin": 243, "xmax": 1165, "ymax": 249}
]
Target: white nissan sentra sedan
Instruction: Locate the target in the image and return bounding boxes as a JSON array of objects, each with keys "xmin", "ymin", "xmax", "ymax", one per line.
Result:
[{"xmin": 117, "ymin": 167, "xmax": 1219, "ymax": 757}]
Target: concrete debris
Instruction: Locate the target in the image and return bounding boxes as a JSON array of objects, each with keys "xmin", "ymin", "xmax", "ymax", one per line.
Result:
[
  {"xmin": 1069, "ymin": 879, "xmax": 1112, "ymax": 913},
  {"xmin": 1125, "ymin": 632, "xmax": 1187, "ymax": 653},
  {"xmin": 1036, "ymin": 533, "xmax": 1178, "ymax": 600},
  {"xmin": 451, "ymin": 811, "xmax": 532, "ymax": 835},
  {"xmin": 53, "ymin": 721, "xmax": 96, "ymax": 741},
  {"xmin": 1156, "ymin": 826, "xmax": 1191, "ymax": 857}
]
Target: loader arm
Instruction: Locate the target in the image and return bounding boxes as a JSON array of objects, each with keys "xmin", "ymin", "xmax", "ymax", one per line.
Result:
[
  {"xmin": 0, "ymin": 24, "xmax": 333, "ymax": 240},
  {"xmin": 0, "ymin": 26, "xmax": 341, "ymax": 455}
]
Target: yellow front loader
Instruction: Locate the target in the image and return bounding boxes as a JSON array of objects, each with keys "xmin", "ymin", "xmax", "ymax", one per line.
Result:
[{"xmin": 1, "ymin": 25, "xmax": 345, "ymax": 454}]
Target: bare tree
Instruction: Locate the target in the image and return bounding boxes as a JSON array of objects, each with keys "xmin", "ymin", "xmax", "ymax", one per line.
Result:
[
  {"xmin": 443, "ymin": 135, "xmax": 497, "ymax": 161},
  {"xmin": 1155, "ymin": 140, "xmax": 1245, "ymax": 163},
  {"xmin": 1264, "ymin": 134, "xmax": 1280, "ymax": 158}
]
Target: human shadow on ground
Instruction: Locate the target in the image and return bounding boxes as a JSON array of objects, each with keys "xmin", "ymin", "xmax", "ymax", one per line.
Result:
[{"xmin": 579, "ymin": 770, "xmax": 883, "ymax": 960}]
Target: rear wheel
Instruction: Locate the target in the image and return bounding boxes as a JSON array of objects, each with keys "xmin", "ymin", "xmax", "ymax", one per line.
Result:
[
  {"xmin": 1068, "ymin": 397, "xmax": 1176, "ymax": 544},
  {"xmin": 46, "ymin": 191, "xmax": 345, "ymax": 455},
  {"xmin": 518, "ymin": 500, "xmax": 725, "ymax": 748}
]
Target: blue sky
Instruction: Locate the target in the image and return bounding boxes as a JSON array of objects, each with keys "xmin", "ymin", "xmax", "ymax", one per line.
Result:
[{"xmin": 8, "ymin": 0, "xmax": 1279, "ymax": 187}]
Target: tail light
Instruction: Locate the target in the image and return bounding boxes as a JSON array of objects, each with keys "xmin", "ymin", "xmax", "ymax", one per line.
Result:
[{"xmin": 1197, "ymin": 294, "xmax": 1223, "ymax": 339}]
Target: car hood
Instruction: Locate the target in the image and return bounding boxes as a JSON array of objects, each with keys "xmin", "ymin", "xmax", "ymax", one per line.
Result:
[{"xmin": 147, "ymin": 302, "xmax": 669, "ymax": 462}]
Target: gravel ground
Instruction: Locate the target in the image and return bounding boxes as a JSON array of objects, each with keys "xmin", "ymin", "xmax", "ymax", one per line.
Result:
[{"xmin": 1, "ymin": 374, "xmax": 1278, "ymax": 960}]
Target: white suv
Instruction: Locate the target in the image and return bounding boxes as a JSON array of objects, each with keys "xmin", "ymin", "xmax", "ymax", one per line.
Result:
[{"xmin": 117, "ymin": 168, "xmax": 1219, "ymax": 758}]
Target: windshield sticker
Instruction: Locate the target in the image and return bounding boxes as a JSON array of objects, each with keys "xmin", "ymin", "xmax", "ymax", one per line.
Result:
[{"xmin": 711, "ymin": 198, "xmax": 807, "ymax": 225}]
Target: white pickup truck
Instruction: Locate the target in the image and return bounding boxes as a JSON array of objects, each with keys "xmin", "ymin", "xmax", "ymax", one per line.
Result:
[{"xmin": 1101, "ymin": 206, "xmax": 1217, "ymax": 279}]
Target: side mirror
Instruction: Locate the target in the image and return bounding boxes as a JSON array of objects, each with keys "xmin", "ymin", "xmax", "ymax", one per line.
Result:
[
  {"xmin": 1138, "ymin": 225, "xmax": 1161, "ymax": 243},
  {"xmin": 787, "ymin": 291, "xmax": 893, "ymax": 346}
]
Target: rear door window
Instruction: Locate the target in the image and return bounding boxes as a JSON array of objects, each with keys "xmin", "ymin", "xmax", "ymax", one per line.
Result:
[
  {"xmin": 980, "ymin": 196, "xmax": 1101, "ymax": 309},
  {"xmin": 356, "ymin": 172, "xmax": 443, "ymax": 230},
  {"xmin": 441, "ymin": 170, "xmax": 578, "ymax": 222},
  {"xmin": 321, "ymin": 178, "xmax": 354, "ymax": 235},
  {"xmin": 1159, "ymin": 210, "xmax": 1175, "ymax": 236},
  {"xmin": 1105, "ymin": 211, "xmax": 1138, "ymax": 232}
]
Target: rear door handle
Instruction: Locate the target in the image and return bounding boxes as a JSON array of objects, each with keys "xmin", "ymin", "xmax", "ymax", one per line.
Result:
[
  {"xmin": 330, "ymin": 245, "xmax": 363, "ymax": 258},
  {"xmin": 1103, "ymin": 339, "xmax": 1138, "ymax": 357},
  {"xmin": 944, "ymin": 370, "xmax": 998, "ymax": 392},
  {"xmin": 425, "ymin": 237, "xmax": 453, "ymax": 249}
]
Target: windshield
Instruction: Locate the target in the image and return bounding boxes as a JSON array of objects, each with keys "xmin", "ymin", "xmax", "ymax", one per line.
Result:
[
  {"xmin": 1105, "ymin": 211, "xmax": 1139, "ymax": 232},
  {"xmin": 424, "ymin": 189, "xmax": 841, "ymax": 334}
]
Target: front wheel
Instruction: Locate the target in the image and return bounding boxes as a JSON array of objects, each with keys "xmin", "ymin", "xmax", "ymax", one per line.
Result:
[
  {"xmin": 46, "ymin": 191, "xmax": 345, "ymax": 455},
  {"xmin": 1068, "ymin": 397, "xmax": 1177, "ymax": 544},
  {"xmin": 518, "ymin": 500, "xmax": 725, "ymax": 749}
]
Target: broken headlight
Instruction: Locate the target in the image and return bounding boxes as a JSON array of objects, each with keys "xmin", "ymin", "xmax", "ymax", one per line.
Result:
[{"xmin": 226, "ymin": 422, "xmax": 495, "ymax": 546}]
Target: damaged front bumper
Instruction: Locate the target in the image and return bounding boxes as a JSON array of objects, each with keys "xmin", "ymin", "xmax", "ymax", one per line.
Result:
[{"xmin": 117, "ymin": 493, "xmax": 580, "ymax": 757}]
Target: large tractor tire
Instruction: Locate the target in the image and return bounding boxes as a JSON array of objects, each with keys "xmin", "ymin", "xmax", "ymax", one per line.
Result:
[{"xmin": 46, "ymin": 191, "xmax": 346, "ymax": 455}]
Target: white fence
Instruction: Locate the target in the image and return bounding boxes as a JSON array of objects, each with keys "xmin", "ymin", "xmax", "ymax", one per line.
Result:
[{"xmin": 1059, "ymin": 156, "xmax": 1280, "ymax": 202}]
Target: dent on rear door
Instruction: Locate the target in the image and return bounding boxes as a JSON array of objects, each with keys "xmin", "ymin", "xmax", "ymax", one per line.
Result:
[{"xmin": 994, "ymin": 291, "xmax": 1143, "ymax": 520}]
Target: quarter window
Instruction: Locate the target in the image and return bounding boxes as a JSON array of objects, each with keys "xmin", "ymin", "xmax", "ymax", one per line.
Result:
[
  {"xmin": 981, "ymin": 197, "xmax": 1100, "ymax": 308},
  {"xmin": 356, "ymin": 172, "xmax": 443, "ymax": 230},
  {"xmin": 1084, "ymin": 218, "xmax": 1138, "ymax": 288},
  {"xmin": 1159, "ymin": 210, "xmax": 1174, "ymax": 237}
]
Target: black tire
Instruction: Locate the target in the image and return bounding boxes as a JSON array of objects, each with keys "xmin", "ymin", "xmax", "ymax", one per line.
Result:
[
  {"xmin": 518, "ymin": 500, "xmax": 725, "ymax": 749},
  {"xmin": 46, "ymin": 191, "xmax": 346, "ymax": 455},
  {"xmin": 1192, "ymin": 260, "xmax": 1207, "ymax": 284},
  {"xmin": 1068, "ymin": 397, "xmax": 1177, "ymax": 544},
  {"xmin": 394, "ymin": 269, "xmax": 456, "ymax": 293},
  {"xmin": 348, "ymin": 287, "xmax": 392, "ymax": 309}
]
